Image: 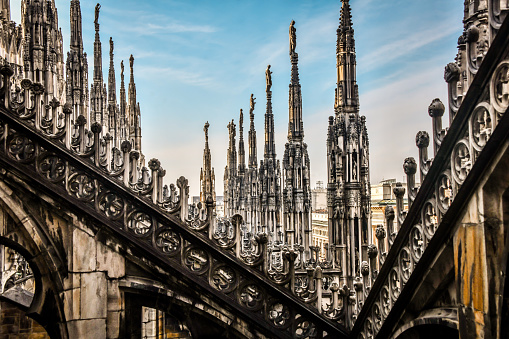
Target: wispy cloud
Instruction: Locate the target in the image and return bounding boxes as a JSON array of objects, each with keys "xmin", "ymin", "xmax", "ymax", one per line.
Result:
[
  {"xmin": 137, "ymin": 65, "xmax": 215, "ymax": 87},
  {"xmin": 359, "ymin": 22, "xmax": 459, "ymax": 73}
]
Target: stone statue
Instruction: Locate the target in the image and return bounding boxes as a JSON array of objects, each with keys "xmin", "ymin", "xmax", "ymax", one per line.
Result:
[
  {"xmin": 109, "ymin": 37, "xmax": 113, "ymax": 56},
  {"xmin": 250, "ymin": 94, "xmax": 256, "ymax": 113},
  {"xmin": 265, "ymin": 65, "xmax": 272, "ymax": 92},
  {"xmin": 204, "ymin": 122, "xmax": 209, "ymax": 142},
  {"xmin": 289, "ymin": 20, "xmax": 296, "ymax": 54},
  {"xmin": 129, "ymin": 54, "xmax": 134, "ymax": 73},
  {"xmin": 120, "ymin": 60, "xmax": 124, "ymax": 78},
  {"xmin": 94, "ymin": 3, "xmax": 101, "ymax": 25},
  {"xmin": 228, "ymin": 119, "xmax": 236, "ymax": 138}
]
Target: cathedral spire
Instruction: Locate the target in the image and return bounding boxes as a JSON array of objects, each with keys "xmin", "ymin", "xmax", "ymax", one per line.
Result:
[
  {"xmin": 120, "ymin": 60, "xmax": 126, "ymax": 116},
  {"xmin": 108, "ymin": 37, "xmax": 118, "ymax": 144},
  {"xmin": 200, "ymin": 121, "xmax": 215, "ymax": 204},
  {"xmin": 335, "ymin": 0, "xmax": 359, "ymax": 114},
  {"xmin": 91, "ymin": 3, "xmax": 107, "ymax": 127},
  {"xmin": 264, "ymin": 65, "xmax": 276, "ymax": 160},
  {"xmin": 127, "ymin": 54, "xmax": 142, "ymax": 154},
  {"xmin": 93, "ymin": 3, "xmax": 103, "ymax": 83},
  {"xmin": 70, "ymin": 0, "xmax": 83, "ymax": 52},
  {"xmin": 238, "ymin": 108, "xmax": 246, "ymax": 174},
  {"xmin": 248, "ymin": 94, "xmax": 257, "ymax": 169},
  {"xmin": 108, "ymin": 37, "xmax": 116, "ymax": 105},
  {"xmin": 66, "ymin": 0, "xmax": 88, "ymax": 122},
  {"xmin": 128, "ymin": 54, "xmax": 136, "ymax": 108},
  {"xmin": 288, "ymin": 20, "xmax": 304, "ymax": 142}
]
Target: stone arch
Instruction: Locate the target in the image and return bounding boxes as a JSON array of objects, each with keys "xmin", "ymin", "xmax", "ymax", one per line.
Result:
[
  {"xmin": 122, "ymin": 279, "xmax": 250, "ymax": 338},
  {"xmin": 391, "ymin": 308, "xmax": 459, "ymax": 339},
  {"xmin": 0, "ymin": 182, "xmax": 68, "ymax": 338}
]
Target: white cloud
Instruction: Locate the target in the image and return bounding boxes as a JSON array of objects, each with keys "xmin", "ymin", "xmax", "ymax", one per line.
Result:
[{"xmin": 358, "ymin": 22, "xmax": 459, "ymax": 74}]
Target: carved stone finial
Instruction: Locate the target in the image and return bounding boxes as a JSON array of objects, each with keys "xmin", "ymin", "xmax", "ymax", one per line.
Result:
[
  {"xmin": 428, "ymin": 98, "xmax": 445, "ymax": 118},
  {"xmin": 393, "ymin": 182, "xmax": 405, "ymax": 198},
  {"xmin": 91, "ymin": 122, "xmax": 102, "ymax": 134},
  {"xmin": 415, "ymin": 131, "xmax": 430, "ymax": 148},
  {"xmin": 367, "ymin": 244, "xmax": 378, "ymax": 259},
  {"xmin": 385, "ymin": 206, "xmax": 395, "ymax": 220},
  {"xmin": 444, "ymin": 62, "xmax": 460, "ymax": 83},
  {"xmin": 289, "ymin": 20, "xmax": 296, "ymax": 54},
  {"xmin": 361, "ymin": 261, "xmax": 370, "ymax": 276},
  {"xmin": 466, "ymin": 25, "xmax": 480, "ymax": 43},
  {"xmin": 148, "ymin": 158, "xmax": 161, "ymax": 171},
  {"xmin": 109, "ymin": 37, "xmax": 113, "ymax": 57},
  {"xmin": 120, "ymin": 60, "xmax": 124, "ymax": 78},
  {"xmin": 63, "ymin": 103, "xmax": 73, "ymax": 114},
  {"xmin": 120, "ymin": 140, "xmax": 132, "ymax": 153},
  {"xmin": 265, "ymin": 65, "xmax": 272, "ymax": 92},
  {"xmin": 375, "ymin": 225, "xmax": 386, "ymax": 239},
  {"xmin": 403, "ymin": 157, "xmax": 417, "ymax": 175}
]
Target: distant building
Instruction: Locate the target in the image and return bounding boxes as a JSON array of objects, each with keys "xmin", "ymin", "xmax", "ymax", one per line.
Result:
[
  {"xmin": 370, "ymin": 179, "xmax": 409, "ymax": 228},
  {"xmin": 311, "ymin": 181, "xmax": 327, "ymax": 211},
  {"xmin": 215, "ymin": 196, "xmax": 224, "ymax": 218},
  {"xmin": 311, "ymin": 211, "xmax": 328, "ymax": 260},
  {"xmin": 311, "ymin": 179, "xmax": 409, "ymax": 262}
]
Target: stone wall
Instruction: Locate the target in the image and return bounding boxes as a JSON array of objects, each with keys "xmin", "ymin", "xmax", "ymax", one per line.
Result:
[{"xmin": 0, "ymin": 301, "xmax": 49, "ymax": 339}]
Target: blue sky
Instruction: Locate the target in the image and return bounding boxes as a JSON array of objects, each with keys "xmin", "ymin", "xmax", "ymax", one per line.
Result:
[{"xmin": 11, "ymin": 0, "xmax": 464, "ymax": 196}]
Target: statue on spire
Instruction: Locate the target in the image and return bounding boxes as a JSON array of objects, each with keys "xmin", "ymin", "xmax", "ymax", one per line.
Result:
[
  {"xmin": 250, "ymin": 94, "xmax": 256, "ymax": 114},
  {"xmin": 265, "ymin": 65, "xmax": 272, "ymax": 92},
  {"xmin": 204, "ymin": 121, "xmax": 209, "ymax": 142},
  {"xmin": 228, "ymin": 119, "xmax": 236, "ymax": 139},
  {"xmin": 109, "ymin": 37, "xmax": 113, "ymax": 57},
  {"xmin": 129, "ymin": 55, "xmax": 134, "ymax": 73},
  {"xmin": 94, "ymin": 3, "xmax": 101, "ymax": 25},
  {"xmin": 121, "ymin": 60, "xmax": 124, "ymax": 78},
  {"xmin": 289, "ymin": 20, "xmax": 296, "ymax": 54}
]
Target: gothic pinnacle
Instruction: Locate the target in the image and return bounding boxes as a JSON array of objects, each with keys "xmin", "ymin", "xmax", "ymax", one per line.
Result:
[{"xmin": 288, "ymin": 20, "xmax": 303, "ymax": 142}]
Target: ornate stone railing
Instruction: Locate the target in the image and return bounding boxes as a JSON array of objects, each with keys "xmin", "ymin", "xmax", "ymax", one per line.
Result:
[
  {"xmin": 352, "ymin": 4, "xmax": 509, "ymax": 338},
  {"xmin": 0, "ymin": 66, "xmax": 349, "ymax": 338}
]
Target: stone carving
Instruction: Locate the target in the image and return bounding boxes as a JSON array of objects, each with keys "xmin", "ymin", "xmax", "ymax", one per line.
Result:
[
  {"xmin": 289, "ymin": 20, "xmax": 296, "ymax": 54},
  {"xmin": 266, "ymin": 64, "xmax": 272, "ymax": 92},
  {"xmin": 250, "ymin": 93, "xmax": 256, "ymax": 113},
  {"xmin": 94, "ymin": 3, "xmax": 100, "ymax": 25}
]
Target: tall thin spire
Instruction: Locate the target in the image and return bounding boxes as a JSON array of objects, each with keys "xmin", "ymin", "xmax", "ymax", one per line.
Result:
[
  {"xmin": 108, "ymin": 37, "xmax": 116, "ymax": 105},
  {"xmin": 264, "ymin": 64, "xmax": 276, "ymax": 160},
  {"xmin": 224, "ymin": 119, "xmax": 237, "ymax": 217},
  {"xmin": 90, "ymin": 3, "xmax": 107, "ymax": 127},
  {"xmin": 66, "ymin": 0, "xmax": 88, "ymax": 122},
  {"xmin": 238, "ymin": 108, "xmax": 246, "ymax": 174},
  {"xmin": 70, "ymin": 0, "xmax": 83, "ymax": 52},
  {"xmin": 93, "ymin": 3, "xmax": 102, "ymax": 83},
  {"xmin": 200, "ymin": 122, "xmax": 215, "ymax": 204},
  {"xmin": 288, "ymin": 20, "xmax": 304, "ymax": 142},
  {"xmin": 128, "ymin": 54, "xmax": 137, "ymax": 116},
  {"xmin": 127, "ymin": 54, "xmax": 142, "ymax": 155},
  {"xmin": 248, "ymin": 94, "xmax": 257, "ymax": 169},
  {"xmin": 108, "ymin": 37, "xmax": 118, "ymax": 144},
  {"xmin": 335, "ymin": 0, "xmax": 359, "ymax": 114},
  {"xmin": 283, "ymin": 19, "xmax": 311, "ymax": 252}
]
